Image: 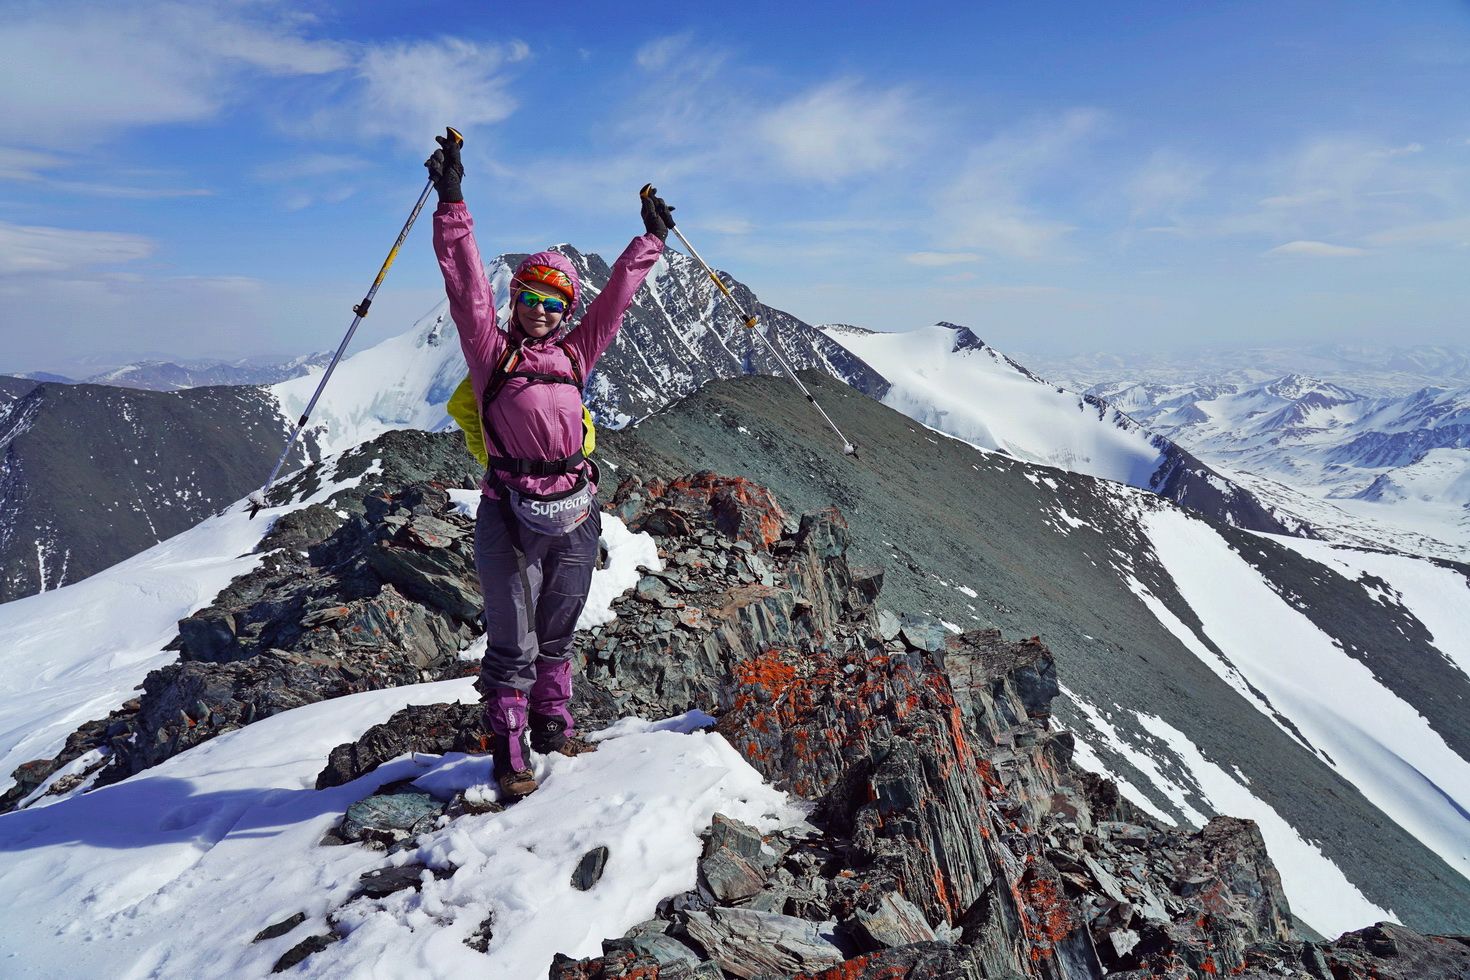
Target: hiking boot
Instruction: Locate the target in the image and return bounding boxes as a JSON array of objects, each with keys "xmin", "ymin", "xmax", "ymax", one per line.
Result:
[
  {"xmin": 528, "ymin": 658, "xmax": 575, "ymax": 752},
  {"xmin": 529, "ymin": 710, "xmax": 569, "ymax": 754},
  {"xmin": 483, "ymin": 687, "xmax": 537, "ymax": 799},
  {"xmin": 490, "ymin": 731, "xmax": 538, "ymax": 798}
]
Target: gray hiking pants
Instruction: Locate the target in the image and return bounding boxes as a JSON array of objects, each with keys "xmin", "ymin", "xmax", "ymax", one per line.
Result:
[{"xmin": 474, "ymin": 495, "xmax": 600, "ymax": 693}]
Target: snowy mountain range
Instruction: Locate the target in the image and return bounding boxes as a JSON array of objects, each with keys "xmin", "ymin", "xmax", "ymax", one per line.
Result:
[
  {"xmin": 3, "ymin": 245, "xmax": 1282, "ymax": 604},
  {"xmin": 1020, "ymin": 343, "xmax": 1470, "ymax": 398},
  {"xmin": 1, "ymin": 371, "xmax": 1466, "ymax": 975},
  {"xmin": 0, "ymin": 376, "xmax": 308, "ymax": 602},
  {"xmin": 1082, "ymin": 373, "xmax": 1470, "ymax": 559},
  {"xmin": 819, "ymin": 321, "xmax": 1288, "ymax": 535},
  {"xmin": 272, "ymin": 244, "xmax": 885, "ymax": 456},
  {"xmin": 14, "ymin": 352, "xmax": 336, "ymax": 391}
]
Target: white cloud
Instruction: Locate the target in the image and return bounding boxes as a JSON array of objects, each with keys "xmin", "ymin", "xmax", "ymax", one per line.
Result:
[
  {"xmin": 1266, "ymin": 240, "xmax": 1369, "ymax": 257},
  {"xmin": 0, "ymin": 1, "xmax": 349, "ymax": 148},
  {"xmin": 1363, "ymin": 216, "xmax": 1470, "ymax": 247},
  {"xmin": 754, "ymin": 79, "xmax": 923, "ymax": 181},
  {"xmin": 1126, "ymin": 151, "xmax": 1210, "ymax": 220},
  {"xmin": 251, "ymin": 154, "xmax": 371, "ymax": 183},
  {"xmin": 1378, "ymin": 142, "xmax": 1424, "ymax": 157},
  {"xmin": 0, "ymin": 147, "xmax": 62, "ymax": 182},
  {"xmin": 635, "ymin": 33, "xmax": 697, "ymax": 71},
  {"xmin": 932, "ymin": 110, "xmax": 1103, "ymax": 258},
  {"xmin": 906, "ymin": 252, "xmax": 982, "ymax": 266},
  {"xmin": 0, "ymin": 221, "xmax": 155, "ymax": 275},
  {"xmin": 47, "ymin": 181, "xmax": 212, "ymax": 199},
  {"xmin": 341, "ymin": 38, "xmax": 528, "ymax": 150}
]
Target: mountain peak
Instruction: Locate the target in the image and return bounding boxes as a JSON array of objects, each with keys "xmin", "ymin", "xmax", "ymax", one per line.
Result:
[
  {"xmin": 1262, "ymin": 373, "xmax": 1357, "ymax": 403},
  {"xmin": 934, "ymin": 321, "xmax": 987, "ymax": 352}
]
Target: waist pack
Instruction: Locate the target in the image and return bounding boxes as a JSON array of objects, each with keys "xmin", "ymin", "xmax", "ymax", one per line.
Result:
[{"xmin": 504, "ymin": 459, "xmax": 600, "ymax": 536}]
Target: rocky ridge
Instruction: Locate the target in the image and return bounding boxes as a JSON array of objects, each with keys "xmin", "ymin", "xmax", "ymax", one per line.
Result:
[
  {"xmin": 243, "ymin": 467, "xmax": 1467, "ymax": 976},
  {"xmin": 7, "ymin": 428, "xmax": 1468, "ymax": 977},
  {"xmin": 0, "ymin": 430, "xmax": 483, "ymax": 810}
]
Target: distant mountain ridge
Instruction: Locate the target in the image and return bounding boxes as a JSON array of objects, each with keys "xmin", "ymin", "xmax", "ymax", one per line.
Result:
[
  {"xmin": 819, "ymin": 321, "xmax": 1293, "ymax": 536},
  {"xmin": 4, "ymin": 246, "xmax": 1307, "ymax": 603},
  {"xmin": 1083, "ymin": 372, "xmax": 1470, "ymax": 558},
  {"xmin": 1020, "ymin": 343, "xmax": 1470, "ymax": 397},
  {"xmin": 0, "ymin": 378, "xmax": 308, "ymax": 602}
]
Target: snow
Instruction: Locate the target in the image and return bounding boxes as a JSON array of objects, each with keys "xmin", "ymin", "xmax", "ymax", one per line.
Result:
[
  {"xmin": 1065, "ymin": 691, "xmax": 1395, "ymax": 935},
  {"xmin": 1065, "ymin": 690, "xmax": 1203, "ymax": 827},
  {"xmin": 271, "ymin": 300, "xmax": 464, "ymax": 457},
  {"xmin": 1121, "ymin": 574, "xmax": 1312, "ymax": 753},
  {"xmin": 0, "ymin": 460, "xmax": 375, "ymax": 797},
  {"xmin": 1135, "ymin": 713, "xmax": 1396, "ymax": 936},
  {"xmin": 1140, "ymin": 508, "xmax": 1470, "ymax": 885},
  {"xmin": 0, "ymin": 679, "xmax": 796, "ymax": 978},
  {"xmin": 1068, "ymin": 368, "xmax": 1470, "ymax": 560},
  {"xmin": 1269, "ymin": 535, "xmax": 1470, "ymax": 681},
  {"xmin": 823, "ymin": 323, "xmax": 1169, "ymax": 489}
]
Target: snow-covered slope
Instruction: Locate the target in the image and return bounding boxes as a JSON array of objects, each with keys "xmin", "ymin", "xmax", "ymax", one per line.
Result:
[
  {"xmin": 820, "ymin": 322, "xmax": 1291, "ymax": 534},
  {"xmin": 1129, "ymin": 502, "xmax": 1470, "ymax": 886},
  {"xmin": 824, "ymin": 322, "xmax": 1162, "ymax": 485},
  {"xmin": 272, "ymin": 304, "xmax": 465, "ymax": 456},
  {"xmin": 0, "ymin": 678, "xmax": 791, "ymax": 977},
  {"xmin": 1080, "ymin": 373, "xmax": 1470, "ymax": 558}
]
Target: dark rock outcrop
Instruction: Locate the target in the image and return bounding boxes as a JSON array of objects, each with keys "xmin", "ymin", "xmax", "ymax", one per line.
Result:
[
  {"xmin": 2, "ymin": 440, "xmax": 483, "ymax": 800},
  {"xmin": 22, "ymin": 442, "xmax": 1466, "ymax": 977}
]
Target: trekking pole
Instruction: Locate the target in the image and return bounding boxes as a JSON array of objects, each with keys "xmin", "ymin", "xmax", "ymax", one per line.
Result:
[
  {"xmin": 643, "ymin": 184, "xmax": 857, "ymax": 458},
  {"xmin": 247, "ymin": 128, "xmax": 465, "ymax": 518}
]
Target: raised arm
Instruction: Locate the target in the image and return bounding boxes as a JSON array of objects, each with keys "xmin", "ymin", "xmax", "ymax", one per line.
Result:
[
  {"xmin": 564, "ymin": 186, "xmax": 673, "ymax": 370},
  {"xmin": 432, "ymin": 202, "xmax": 503, "ymax": 373},
  {"xmin": 426, "ymin": 129, "xmax": 503, "ymax": 374},
  {"xmin": 566, "ymin": 232, "xmax": 664, "ymax": 370}
]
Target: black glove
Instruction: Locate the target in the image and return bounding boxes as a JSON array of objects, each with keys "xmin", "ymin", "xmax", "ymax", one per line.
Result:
[
  {"xmin": 425, "ymin": 128, "xmax": 464, "ymax": 204},
  {"xmin": 640, "ymin": 186, "xmax": 675, "ymax": 241}
]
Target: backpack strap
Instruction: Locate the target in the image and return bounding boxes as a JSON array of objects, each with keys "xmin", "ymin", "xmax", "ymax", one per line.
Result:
[{"xmin": 480, "ymin": 340, "xmax": 591, "ymax": 482}]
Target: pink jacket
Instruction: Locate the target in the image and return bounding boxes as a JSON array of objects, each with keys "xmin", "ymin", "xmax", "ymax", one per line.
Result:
[{"xmin": 432, "ymin": 201, "xmax": 664, "ymax": 499}]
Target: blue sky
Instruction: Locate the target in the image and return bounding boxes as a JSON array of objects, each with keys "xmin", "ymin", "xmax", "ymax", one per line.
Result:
[{"xmin": 2, "ymin": 0, "xmax": 1468, "ymax": 375}]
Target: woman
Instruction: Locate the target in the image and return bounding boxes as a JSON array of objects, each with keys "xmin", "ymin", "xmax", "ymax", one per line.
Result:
[{"xmin": 426, "ymin": 128, "xmax": 673, "ymax": 798}]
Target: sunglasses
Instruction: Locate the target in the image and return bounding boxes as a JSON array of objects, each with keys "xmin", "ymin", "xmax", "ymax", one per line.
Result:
[{"xmin": 515, "ymin": 289, "xmax": 568, "ymax": 315}]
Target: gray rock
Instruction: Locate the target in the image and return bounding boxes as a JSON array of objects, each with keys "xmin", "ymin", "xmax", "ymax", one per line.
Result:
[
  {"xmin": 698, "ymin": 848, "xmax": 766, "ymax": 903},
  {"xmin": 898, "ymin": 615, "xmax": 949, "ymax": 653},
  {"xmin": 572, "ymin": 845, "xmax": 609, "ymax": 891},
  {"xmin": 877, "ymin": 608, "xmax": 901, "ymax": 641},
  {"xmin": 1108, "ymin": 927, "xmax": 1140, "ymax": 958},
  {"xmin": 622, "ymin": 918, "xmax": 671, "ymax": 940},
  {"xmin": 340, "ymin": 790, "xmax": 441, "ymax": 848},
  {"xmin": 851, "ymin": 890, "xmax": 937, "ymax": 949},
  {"xmin": 271, "ymin": 933, "xmax": 339, "ymax": 973},
  {"xmin": 629, "ymin": 934, "xmax": 704, "ymax": 969},
  {"xmin": 353, "ymin": 863, "xmax": 443, "ymax": 900},
  {"xmin": 252, "ymin": 911, "xmax": 307, "ymax": 943},
  {"xmin": 708, "ymin": 812, "xmax": 767, "ymax": 865},
  {"xmin": 681, "ymin": 907, "xmax": 844, "ymax": 979}
]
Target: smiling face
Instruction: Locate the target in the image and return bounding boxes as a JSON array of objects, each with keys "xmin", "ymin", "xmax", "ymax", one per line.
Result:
[
  {"xmin": 510, "ymin": 263, "xmax": 576, "ymax": 340},
  {"xmin": 511, "ymin": 283, "xmax": 567, "ymax": 339}
]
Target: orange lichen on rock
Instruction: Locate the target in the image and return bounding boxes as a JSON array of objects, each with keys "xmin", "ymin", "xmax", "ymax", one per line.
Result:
[{"xmin": 1016, "ymin": 868, "xmax": 1076, "ymax": 963}]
